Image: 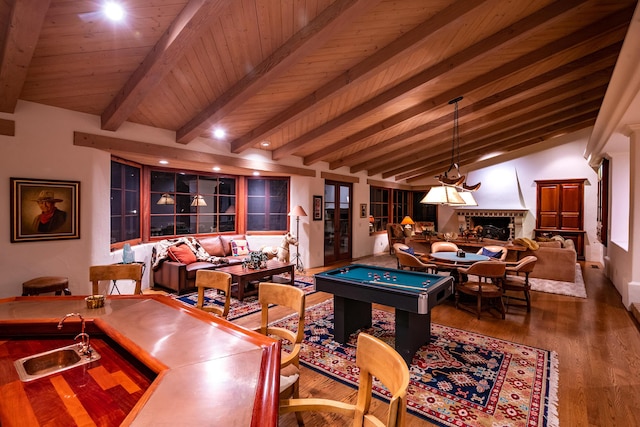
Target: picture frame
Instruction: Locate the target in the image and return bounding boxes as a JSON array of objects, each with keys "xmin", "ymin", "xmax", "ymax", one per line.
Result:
[
  {"xmin": 313, "ymin": 195, "xmax": 323, "ymax": 221},
  {"xmin": 10, "ymin": 178, "xmax": 80, "ymax": 243},
  {"xmin": 360, "ymin": 203, "xmax": 367, "ymax": 218}
]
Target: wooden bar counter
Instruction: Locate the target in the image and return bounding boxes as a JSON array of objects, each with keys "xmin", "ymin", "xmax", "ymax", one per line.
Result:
[{"xmin": 0, "ymin": 295, "xmax": 280, "ymax": 426}]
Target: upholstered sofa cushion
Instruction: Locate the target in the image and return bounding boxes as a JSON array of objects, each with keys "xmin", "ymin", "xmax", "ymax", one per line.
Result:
[{"xmin": 198, "ymin": 235, "xmax": 226, "ymax": 257}]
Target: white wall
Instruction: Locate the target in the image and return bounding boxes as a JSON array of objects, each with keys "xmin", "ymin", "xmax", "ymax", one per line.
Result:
[
  {"xmin": 434, "ymin": 132, "xmax": 601, "ymax": 263},
  {"xmin": 0, "ymin": 100, "xmax": 604, "ymax": 299},
  {"xmin": 0, "ymin": 101, "xmax": 383, "ymax": 298}
]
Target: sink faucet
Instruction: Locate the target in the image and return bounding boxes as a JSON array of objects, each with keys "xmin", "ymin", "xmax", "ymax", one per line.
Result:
[{"xmin": 57, "ymin": 313, "xmax": 92, "ymax": 357}]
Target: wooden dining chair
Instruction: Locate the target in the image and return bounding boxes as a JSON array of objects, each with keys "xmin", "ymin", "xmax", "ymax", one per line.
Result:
[
  {"xmin": 90, "ymin": 264, "xmax": 143, "ymax": 295},
  {"xmin": 257, "ymin": 282, "xmax": 306, "ymax": 425},
  {"xmin": 393, "ymin": 243, "xmax": 436, "ymax": 273},
  {"xmin": 430, "ymin": 241, "xmax": 459, "ymax": 253},
  {"xmin": 455, "ymin": 261, "xmax": 507, "ymax": 319},
  {"xmin": 280, "ymin": 332, "xmax": 410, "ymax": 427},
  {"xmin": 503, "ymin": 256, "xmax": 538, "ymax": 312},
  {"xmin": 430, "ymin": 241, "xmax": 460, "ymax": 276},
  {"xmin": 195, "ymin": 270, "xmax": 232, "ymax": 318}
]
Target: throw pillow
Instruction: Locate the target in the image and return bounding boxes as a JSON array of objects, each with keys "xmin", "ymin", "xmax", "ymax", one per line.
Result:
[
  {"xmin": 167, "ymin": 244, "xmax": 197, "ymax": 264},
  {"xmin": 400, "ymin": 246, "xmax": 415, "ymax": 255},
  {"xmin": 481, "ymin": 247, "xmax": 503, "ymax": 259},
  {"xmin": 231, "ymin": 239, "xmax": 250, "ymax": 256}
]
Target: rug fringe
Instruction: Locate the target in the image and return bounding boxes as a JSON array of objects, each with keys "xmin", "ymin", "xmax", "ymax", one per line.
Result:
[{"xmin": 546, "ymin": 350, "xmax": 560, "ymax": 427}]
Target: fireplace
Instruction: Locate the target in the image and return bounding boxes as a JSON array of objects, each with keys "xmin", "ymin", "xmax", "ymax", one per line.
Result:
[{"xmin": 455, "ymin": 209, "xmax": 527, "ymax": 241}]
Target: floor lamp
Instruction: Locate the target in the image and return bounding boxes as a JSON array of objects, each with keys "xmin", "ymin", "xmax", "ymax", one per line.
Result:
[{"xmin": 289, "ymin": 205, "xmax": 307, "ymax": 272}]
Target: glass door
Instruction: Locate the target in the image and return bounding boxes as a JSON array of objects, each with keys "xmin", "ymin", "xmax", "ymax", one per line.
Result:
[{"xmin": 324, "ymin": 181, "xmax": 352, "ymax": 264}]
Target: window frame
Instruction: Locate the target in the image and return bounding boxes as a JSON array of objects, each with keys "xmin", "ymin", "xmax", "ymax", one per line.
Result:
[{"xmin": 110, "ymin": 158, "xmax": 142, "ymax": 250}]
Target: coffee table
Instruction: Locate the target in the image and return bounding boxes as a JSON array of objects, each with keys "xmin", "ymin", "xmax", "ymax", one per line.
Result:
[{"xmin": 216, "ymin": 260, "xmax": 295, "ymax": 301}]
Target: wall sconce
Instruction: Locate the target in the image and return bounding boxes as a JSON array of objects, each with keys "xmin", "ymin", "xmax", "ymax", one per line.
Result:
[
  {"xmin": 157, "ymin": 193, "xmax": 175, "ymax": 205},
  {"xmin": 191, "ymin": 195, "xmax": 207, "ymax": 207}
]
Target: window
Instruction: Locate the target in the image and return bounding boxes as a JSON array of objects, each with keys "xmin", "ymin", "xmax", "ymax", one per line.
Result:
[
  {"xmin": 392, "ymin": 190, "xmax": 410, "ymax": 223},
  {"xmin": 150, "ymin": 171, "xmax": 236, "ymax": 236},
  {"xmin": 369, "ymin": 186, "xmax": 389, "ymax": 233},
  {"xmin": 110, "ymin": 160, "xmax": 141, "ymax": 244},
  {"xmin": 412, "ymin": 191, "xmax": 437, "ymax": 223},
  {"xmin": 247, "ymin": 178, "xmax": 289, "ymax": 231}
]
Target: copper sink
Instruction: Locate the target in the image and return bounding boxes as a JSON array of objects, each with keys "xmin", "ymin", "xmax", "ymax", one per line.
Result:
[{"xmin": 14, "ymin": 344, "xmax": 101, "ymax": 382}]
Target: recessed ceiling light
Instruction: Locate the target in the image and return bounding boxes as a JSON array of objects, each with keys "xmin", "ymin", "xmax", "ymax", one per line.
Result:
[
  {"xmin": 260, "ymin": 141, "xmax": 270, "ymax": 147},
  {"xmin": 212, "ymin": 166, "xmax": 221, "ymax": 171},
  {"xmin": 213, "ymin": 128, "xmax": 226, "ymax": 139},
  {"xmin": 253, "ymin": 171, "xmax": 260, "ymax": 176},
  {"xmin": 103, "ymin": 2, "xmax": 125, "ymax": 21},
  {"xmin": 159, "ymin": 160, "xmax": 169, "ymax": 165}
]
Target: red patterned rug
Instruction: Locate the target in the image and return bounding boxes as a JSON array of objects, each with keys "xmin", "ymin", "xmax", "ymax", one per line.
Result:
[
  {"xmin": 275, "ymin": 299, "xmax": 559, "ymax": 427},
  {"xmin": 171, "ymin": 274, "xmax": 315, "ymax": 320}
]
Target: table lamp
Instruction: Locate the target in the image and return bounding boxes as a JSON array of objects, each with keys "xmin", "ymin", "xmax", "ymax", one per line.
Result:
[{"xmin": 401, "ymin": 216, "xmax": 414, "ymax": 237}]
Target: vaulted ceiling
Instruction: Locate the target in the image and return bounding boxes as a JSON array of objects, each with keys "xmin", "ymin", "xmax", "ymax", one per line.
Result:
[{"xmin": 1, "ymin": 0, "xmax": 636, "ymax": 183}]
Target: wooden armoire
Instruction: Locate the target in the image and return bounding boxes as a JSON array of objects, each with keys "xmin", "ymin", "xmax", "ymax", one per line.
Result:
[{"xmin": 535, "ymin": 179, "xmax": 586, "ymax": 260}]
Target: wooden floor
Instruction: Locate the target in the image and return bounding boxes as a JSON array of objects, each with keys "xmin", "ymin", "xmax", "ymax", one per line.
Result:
[{"xmin": 234, "ymin": 258, "xmax": 640, "ymax": 427}]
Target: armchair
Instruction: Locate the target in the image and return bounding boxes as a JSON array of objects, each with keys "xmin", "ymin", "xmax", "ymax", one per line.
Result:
[{"xmin": 456, "ymin": 261, "xmax": 507, "ymax": 319}]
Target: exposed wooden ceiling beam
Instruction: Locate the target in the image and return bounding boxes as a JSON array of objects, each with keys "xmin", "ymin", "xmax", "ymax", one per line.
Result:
[
  {"xmin": 100, "ymin": 0, "xmax": 233, "ymax": 131},
  {"xmin": 73, "ymin": 131, "xmax": 315, "ymax": 177},
  {"xmin": 0, "ymin": 0, "xmax": 50, "ymax": 113},
  {"xmin": 335, "ymin": 51, "xmax": 618, "ymax": 173},
  {"xmin": 176, "ymin": 0, "xmax": 379, "ymax": 145},
  {"xmin": 228, "ymin": 0, "xmax": 487, "ymax": 154},
  {"xmin": 398, "ymin": 109, "xmax": 600, "ymax": 182},
  {"xmin": 369, "ymin": 77, "xmax": 612, "ymax": 178},
  {"xmin": 406, "ymin": 117, "xmax": 597, "ymax": 183},
  {"xmin": 302, "ymin": 5, "xmax": 631, "ymax": 167},
  {"xmin": 270, "ymin": 0, "xmax": 588, "ymax": 162}
]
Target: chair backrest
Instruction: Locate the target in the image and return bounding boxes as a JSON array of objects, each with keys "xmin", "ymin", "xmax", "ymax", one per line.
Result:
[
  {"xmin": 477, "ymin": 245, "xmax": 507, "ymax": 261},
  {"xmin": 90, "ymin": 264, "xmax": 143, "ymax": 295},
  {"xmin": 195, "ymin": 270, "xmax": 232, "ymax": 318},
  {"xmin": 431, "ymin": 241, "xmax": 459, "ymax": 253},
  {"xmin": 279, "ymin": 332, "xmax": 410, "ymax": 427},
  {"xmin": 258, "ymin": 282, "xmax": 306, "ymax": 368},
  {"xmin": 463, "ymin": 260, "xmax": 506, "ymax": 280},
  {"xmin": 355, "ymin": 333, "xmax": 410, "ymax": 427},
  {"xmin": 392, "ymin": 243, "xmax": 410, "ymax": 253},
  {"xmin": 510, "ymin": 255, "xmax": 538, "ymax": 274}
]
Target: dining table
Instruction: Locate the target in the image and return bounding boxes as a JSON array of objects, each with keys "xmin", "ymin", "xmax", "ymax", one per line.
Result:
[{"xmin": 424, "ymin": 251, "xmax": 492, "ymax": 283}]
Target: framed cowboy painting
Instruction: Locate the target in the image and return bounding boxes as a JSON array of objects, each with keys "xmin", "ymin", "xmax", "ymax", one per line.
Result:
[{"xmin": 10, "ymin": 178, "xmax": 80, "ymax": 242}]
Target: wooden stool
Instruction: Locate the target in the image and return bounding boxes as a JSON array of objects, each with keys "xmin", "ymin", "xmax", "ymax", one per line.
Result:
[{"xmin": 22, "ymin": 276, "xmax": 71, "ymax": 296}]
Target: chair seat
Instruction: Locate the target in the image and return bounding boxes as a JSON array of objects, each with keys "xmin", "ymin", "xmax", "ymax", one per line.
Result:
[
  {"xmin": 22, "ymin": 276, "xmax": 71, "ymax": 296},
  {"xmin": 457, "ymin": 282, "xmax": 502, "ymax": 296},
  {"xmin": 503, "ymin": 275, "xmax": 527, "ymax": 288}
]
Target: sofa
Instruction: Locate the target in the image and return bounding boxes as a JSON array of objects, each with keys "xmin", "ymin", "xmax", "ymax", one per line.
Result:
[
  {"xmin": 152, "ymin": 234, "xmax": 249, "ymax": 294},
  {"xmin": 518, "ymin": 239, "xmax": 577, "ymax": 282}
]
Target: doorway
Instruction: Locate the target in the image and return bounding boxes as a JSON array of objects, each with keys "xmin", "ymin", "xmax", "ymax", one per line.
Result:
[{"xmin": 324, "ymin": 181, "xmax": 352, "ymax": 264}]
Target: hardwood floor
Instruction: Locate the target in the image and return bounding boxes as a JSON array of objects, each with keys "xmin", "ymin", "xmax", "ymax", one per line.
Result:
[{"xmin": 234, "ymin": 258, "xmax": 640, "ymax": 426}]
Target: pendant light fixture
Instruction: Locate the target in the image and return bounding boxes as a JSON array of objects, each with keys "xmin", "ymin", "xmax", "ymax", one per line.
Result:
[{"xmin": 422, "ymin": 96, "xmax": 480, "ymax": 205}]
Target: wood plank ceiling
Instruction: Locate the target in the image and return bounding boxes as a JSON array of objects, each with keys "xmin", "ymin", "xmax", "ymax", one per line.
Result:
[{"xmin": 1, "ymin": 0, "xmax": 636, "ymax": 184}]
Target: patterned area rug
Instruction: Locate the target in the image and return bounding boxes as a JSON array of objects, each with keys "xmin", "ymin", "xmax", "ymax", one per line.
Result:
[
  {"xmin": 529, "ymin": 264, "xmax": 586, "ymax": 298},
  {"xmin": 171, "ymin": 274, "xmax": 315, "ymax": 320},
  {"xmin": 276, "ymin": 299, "xmax": 559, "ymax": 427}
]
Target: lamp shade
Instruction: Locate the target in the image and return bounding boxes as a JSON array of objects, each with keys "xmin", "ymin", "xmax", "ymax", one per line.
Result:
[
  {"xmin": 191, "ymin": 195, "xmax": 207, "ymax": 206},
  {"xmin": 458, "ymin": 191, "xmax": 478, "ymax": 206},
  {"xmin": 400, "ymin": 216, "xmax": 414, "ymax": 225},
  {"xmin": 288, "ymin": 205, "xmax": 307, "ymax": 217},
  {"xmin": 420, "ymin": 186, "xmax": 465, "ymax": 205},
  {"xmin": 157, "ymin": 193, "xmax": 175, "ymax": 205}
]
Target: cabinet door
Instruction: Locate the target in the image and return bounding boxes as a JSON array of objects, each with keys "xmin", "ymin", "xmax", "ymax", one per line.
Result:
[
  {"xmin": 537, "ymin": 183, "xmax": 560, "ymax": 229},
  {"xmin": 559, "ymin": 183, "xmax": 583, "ymax": 230}
]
